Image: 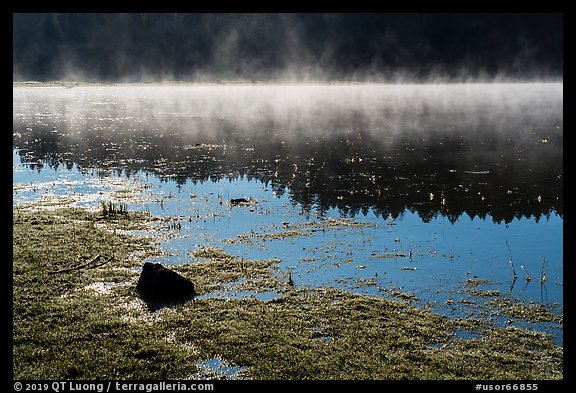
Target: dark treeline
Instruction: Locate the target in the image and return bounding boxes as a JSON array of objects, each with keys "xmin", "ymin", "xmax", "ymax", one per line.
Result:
[{"xmin": 13, "ymin": 13, "xmax": 563, "ymax": 82}]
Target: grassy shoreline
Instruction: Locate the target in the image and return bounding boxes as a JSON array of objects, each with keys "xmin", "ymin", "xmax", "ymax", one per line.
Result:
[{"xmin": 13, "ymin": 205, "xmax": 563, "ymax": 380}]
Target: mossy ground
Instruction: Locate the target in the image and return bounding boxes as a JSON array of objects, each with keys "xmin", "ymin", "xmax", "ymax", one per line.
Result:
[{"xmin": 13, "ymin": 206, "xmax": 563, "ymax": 380}]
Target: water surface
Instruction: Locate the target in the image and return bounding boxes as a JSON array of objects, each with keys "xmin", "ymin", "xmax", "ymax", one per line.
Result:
[{"xmin": 13, "ymin": 83, "xmax": 563, "ymax": 343}]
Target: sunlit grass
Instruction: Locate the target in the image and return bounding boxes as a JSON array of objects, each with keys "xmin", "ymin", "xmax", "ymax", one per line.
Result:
[{"xmin": 13, "ymin": 206, "xmax": 563, "ymax": 380}]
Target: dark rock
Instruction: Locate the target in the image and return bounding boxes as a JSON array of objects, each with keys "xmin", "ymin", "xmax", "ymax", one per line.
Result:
[{"xmin": 136, "ymin": 262, "xmax": 196, "ymax": 302}]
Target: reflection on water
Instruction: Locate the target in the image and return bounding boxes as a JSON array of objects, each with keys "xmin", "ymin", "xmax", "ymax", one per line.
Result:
[
  {"xmin": 13, "ymin": 84, "xmax": 562, "ymax": 223},
  {"xmin": 13, "ymin": 84, "xmax": 563, "ymax": 343}
]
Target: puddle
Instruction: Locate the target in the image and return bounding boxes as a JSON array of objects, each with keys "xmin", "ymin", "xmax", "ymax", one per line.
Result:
[
  {"xmin": 455, "ymin": 328, "xmax": 483, "ymax": 341},
  {"xmin": 196, "ymin": 356, "xmax": 248, "ymax": 380},
  {"xmin": 311, "ymin": 335, "xmax": 334, "ymax": 345}
]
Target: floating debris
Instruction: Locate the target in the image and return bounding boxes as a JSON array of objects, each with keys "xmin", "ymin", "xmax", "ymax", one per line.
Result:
[
  {"xmin": 466, "ymin": 278, "xmax": 490, "ymax": 286},
  {"xmin": 474, "ymin": 290, "xmax": 501, "ymax": 298},
  {"xmin": 390, "ymin": 291, "xmax": 418, "ymax": 300},
  {"xmin": 370, "ymin": 252, "xmax": 407, "ymax": 259},
  {"xmin": 229, "ymin": 197, "xmax": 257, "ymax": 206}
]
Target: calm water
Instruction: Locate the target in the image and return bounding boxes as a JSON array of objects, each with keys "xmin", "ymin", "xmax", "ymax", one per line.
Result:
[{"xmin": 13, "ymin": 83, "xmax": 563, "ymax": 343}]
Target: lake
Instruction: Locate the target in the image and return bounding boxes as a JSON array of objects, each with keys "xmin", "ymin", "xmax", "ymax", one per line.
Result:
[{"xmin": 13, "ymin": 83, "xmax": 563, "ymax": 344}]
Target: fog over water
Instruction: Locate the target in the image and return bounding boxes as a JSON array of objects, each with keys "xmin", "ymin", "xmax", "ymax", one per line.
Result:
[
  {"xmin": 13, "ymin": 79, "xmax": 563, "ymax": 345},
  {"xmin": 13, "ymin": 82, "xmax": 562, "ymax": 221},
  {"xmin": 13, "ymin": 83, "xmax": 562, "ymax": 137}
]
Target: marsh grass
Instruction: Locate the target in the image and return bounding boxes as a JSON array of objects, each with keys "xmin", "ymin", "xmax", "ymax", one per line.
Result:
[
  {"xmin": 487, "ymin": 298, "xmax": 563, "ymax": 324},
  {"xmin": 100, "ymin": 200, "xmax": 129, "ymax": 217},
  {"xmin": 223, "ymin": 218, "xmax": 377, "ymax": 245},
  {"xmin": 13, "ymin": 207, "xmax": 563, "ymax": 379}
]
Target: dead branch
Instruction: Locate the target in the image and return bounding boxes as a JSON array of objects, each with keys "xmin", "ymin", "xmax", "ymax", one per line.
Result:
[
  {"xmin": 48, "ymin": 254, "xmax": 113, "ymax": 274},
  {"xmin": 505, "ymin": 240, "xmax": 517, "ymax": 280}
]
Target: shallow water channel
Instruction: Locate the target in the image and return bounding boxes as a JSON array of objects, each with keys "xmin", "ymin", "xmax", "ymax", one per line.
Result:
[{"xmin": 13, "ymin": 83, "xmax": 563, "ymax": 345}]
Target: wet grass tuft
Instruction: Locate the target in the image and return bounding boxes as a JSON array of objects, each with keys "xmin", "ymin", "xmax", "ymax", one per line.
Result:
[{"xmin": 100, "ymin": 200, "xmax": 129, "ymax": 217}]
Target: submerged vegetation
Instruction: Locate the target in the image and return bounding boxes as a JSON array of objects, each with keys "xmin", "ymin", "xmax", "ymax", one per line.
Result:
[
  {"xmin": 488, "ymin": 298, "xmax": 563, "ymax": 324},
  {"xmin": 13, "ymin": 205, "xmax": 563, "ymax": 380}
]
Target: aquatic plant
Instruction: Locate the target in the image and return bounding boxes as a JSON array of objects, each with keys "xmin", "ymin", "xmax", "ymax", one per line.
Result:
[{"xmin": 100, "ymin": 200, "xmax": 129, "ymax": 217}]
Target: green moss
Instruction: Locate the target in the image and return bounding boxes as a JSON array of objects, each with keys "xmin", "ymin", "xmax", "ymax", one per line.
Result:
[
  {"xmin": 185, "ymin": 247, "xmax": 283, "ymax": 294},
  {"xmin": 13, "ymin": 207, "xmax": 563, "ymax": 380}
]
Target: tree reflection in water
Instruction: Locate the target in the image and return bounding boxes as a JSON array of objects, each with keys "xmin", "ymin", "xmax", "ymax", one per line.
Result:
[{"xmin": 13, "ymin": 84, "xmax": 562, "ymax": 224}]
